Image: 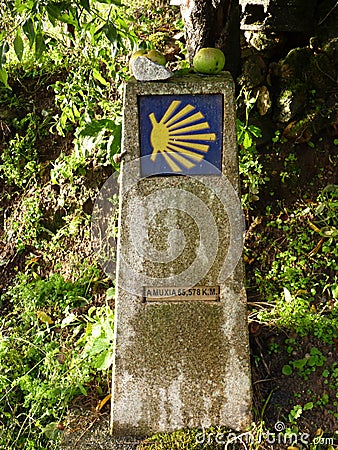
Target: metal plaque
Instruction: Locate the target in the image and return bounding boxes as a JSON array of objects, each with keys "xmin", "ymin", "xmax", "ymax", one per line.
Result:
[{"xmin": 143, "ymin": 285, "xmax": 220, "ymax": 302}]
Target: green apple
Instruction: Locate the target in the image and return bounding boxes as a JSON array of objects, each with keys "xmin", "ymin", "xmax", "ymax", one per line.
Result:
[
  {"xmin": 193, "ymin": 47, "xmax": 225, "ymax": 74},
  {"xmin": 130, "ymin": 49, "xmax": 147, "ymax": 61},
  {"xmin": 145, "ymin": 50, "xmax": 166, "ymax": 66},
  {"xmin": 129, "ymin": 49, "xmax": 147, "ymax": 71},
  {"xmin": 130, "ymin": 49, "xmax": 166, "ymax": 71}
]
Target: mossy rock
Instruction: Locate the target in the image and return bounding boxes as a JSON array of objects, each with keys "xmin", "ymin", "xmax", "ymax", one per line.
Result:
[
  {"xmin": 281, "ymin": 47, "xmax": 336, "ymax": 95},
  {"xmin": 273, "ymin": 81, "xmax": 307, "ymax": 123}
]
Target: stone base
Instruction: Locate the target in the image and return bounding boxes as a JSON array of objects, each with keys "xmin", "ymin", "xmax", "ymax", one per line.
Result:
[{"xmin": 112, "ymin": 286, "xmax": 252, "ymax": 436}]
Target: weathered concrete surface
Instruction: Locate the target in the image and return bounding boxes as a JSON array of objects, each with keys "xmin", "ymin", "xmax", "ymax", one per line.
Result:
[{"xmin": 112, "ymin": 74, "xmax": 252, "ymax": 437}]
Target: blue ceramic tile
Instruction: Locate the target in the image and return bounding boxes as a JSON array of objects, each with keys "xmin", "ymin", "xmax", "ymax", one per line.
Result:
[{"xmin": 139, "ymin": 94, "xmax": 223, "ymax": 176}]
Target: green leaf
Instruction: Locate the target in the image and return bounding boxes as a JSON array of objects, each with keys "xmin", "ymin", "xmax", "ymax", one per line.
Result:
[
  {"xmin": 88, "ymin": 337, "xmax": 110, "ymax": 356},
  {"xmin": 243, "ymin": 132, "xmax": 252, "ymax": 149},
  {"xmin": 92, "ymin": 68, "xmax": 108, "ymax": 86},
  {"xmin": 77, "ymin": 383, "xmax": 87, "ymax": 395},
  {"xmin": 248, "ymin": 124, "xmax": 262, "ymax": 138},
  {"xmin": 101, "ymin": 319, "xmax": 114, "ymax": 342},
  {"xmin": 0, "ymin": 40, "xmax": 9, "ymax": 68},
  {"xmin": 23, "ymin": 18, "xmax": 35, "ymax": 47},
  {"xmin": 107, "ymin": 123, "xmax": 122, "ymax": 157},
  {"xmin": 103, "ymin": 23, "xmax": 117, "ymax": 45},
  {"xmin": 292, "ymin": 358, "xmax": 307, "ymax": 370},
  {"xmin": 42, "ymin": 422, "xmax": 62, "ymax": 440},
  {"xmin": 303, "ymin": 402, "xmax": 313, "ymax": 411},
  {"xmin": 282, "ymin": 364, "xmax": 293, "ymax": 376},
  {"xmin": 321, "ymin": 226, "xmax": 338, "ymax": 237},
  {"xmin": 80, "ymin": 0, "xmax": 91, "ymax": 12},
  {"xmin": 47, "ymin": 4, "xmax": 78, "ymax": 25},
  {"xmin": 289, "ymin": 405, "xmax": 302, "ymax": 422},
  {"xmin": 93, "ymin": 349, "xmax": 114, "ymax": 370},
  {"xmin": 35, "ymin": 32, "xmax": 46, "ymax": 59},
  {"xmin": 14, "ymin": 31, "xmax": 24, "ymax": 61},
  {"xmin": 106, "ymin": 287, "xmax": 115, "ymax": 300},
  {"xmin": 97, "ymin": 0, "xmax": 122, "ymax": 5},
  {"xmin": 91, "ymin": 323, "xmax": 102, "ymax": 338},
  {"xmin": 79, "ymin": 119, "xmax": 117, "ymax": 138},
  {"xmin": 46, "ymin": 4, "xmax": 62, "ymax": 24},
  {"xmin": 0, "ymin": 69, "xmax": 10, "ymax": 89},
  {"xmin": 36, "ymin": 311, "xmax": 54, "ymax": 324},
  {"xmin": 331, "ymin": 284, "xmax": 338, "ymax": 299}
]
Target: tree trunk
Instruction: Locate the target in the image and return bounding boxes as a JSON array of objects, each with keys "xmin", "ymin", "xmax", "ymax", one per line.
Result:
[{"xmin": 180, "ymin": 0, "xmax": 240, "ymax": 78}]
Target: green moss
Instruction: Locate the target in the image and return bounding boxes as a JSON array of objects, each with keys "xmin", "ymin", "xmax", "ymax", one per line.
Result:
[{"xmin": 138, "ymin": 426, "xmax": 232, "ymax": 450}]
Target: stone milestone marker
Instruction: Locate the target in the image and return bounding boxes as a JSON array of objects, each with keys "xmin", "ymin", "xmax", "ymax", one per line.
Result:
[{"xmin": 112, "ymin": 73, "xmax": 252, "ymax": 437}]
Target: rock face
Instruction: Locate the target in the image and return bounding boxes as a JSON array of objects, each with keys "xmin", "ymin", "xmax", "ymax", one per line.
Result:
[
  {"xmin": 270, "ymin": 44, "xmax": 336, "ymax": 122},
  {"xmin": 256, "ymin": 85, "xmax": 272, "ymax": 116},
  {"xmin": 273, "ymin": 83, "xmax": 307, "ymax": 123},
  {"xmin": 240, "ymin": 0, "xmax": 317, "ymax": 32},
  {"xmin": 238, "ymin": 54, "xmax": 267, "ymax": 87},
  {"xmin": 130, "ymin": 56, "xmax": 173, "ymax": 82}
]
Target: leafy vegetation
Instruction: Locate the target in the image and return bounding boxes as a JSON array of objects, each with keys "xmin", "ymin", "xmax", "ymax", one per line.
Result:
[
  {"xmin": 0, "ymin": 1, "xmax": 135, "ymax": 448},
  {"xmin": 252, "ymin": 184, "xmax": 338, "ymax": 343},
  {"xmin": 0, "ymin": 270, "xmax": 114, "ymax": 449},
  {"xmin": 236, "ymin": 88, "xmax": 266, "ymax": 207},
  {"xmin": 0, "ymin": 0, "xmax": 337, "ymax": 449}
]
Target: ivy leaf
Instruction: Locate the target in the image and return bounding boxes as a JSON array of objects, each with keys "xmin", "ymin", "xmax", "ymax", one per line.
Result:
[{"xmin": 14, "ymin": 31, "xmax": 24, "ymax": 61}]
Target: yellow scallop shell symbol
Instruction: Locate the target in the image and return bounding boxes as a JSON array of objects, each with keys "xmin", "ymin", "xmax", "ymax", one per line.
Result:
[{"xmin": 149, "ymin": 100, "xmax": 216, "ymax": 173}]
